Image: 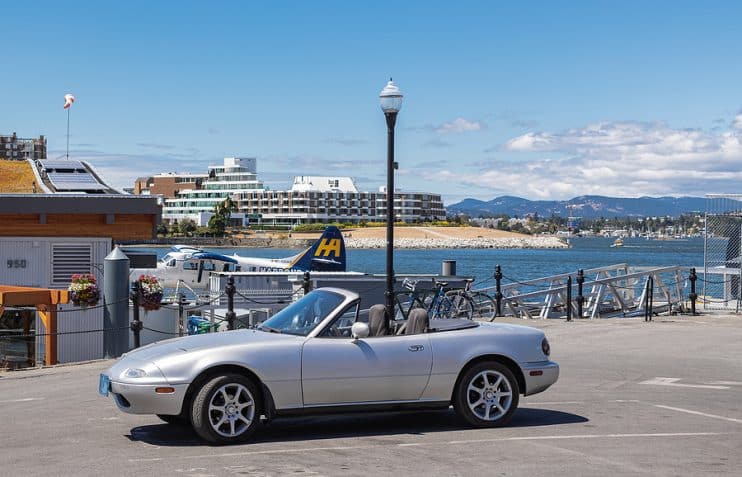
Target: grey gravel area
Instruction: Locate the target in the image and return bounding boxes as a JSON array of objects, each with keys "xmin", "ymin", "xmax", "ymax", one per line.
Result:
[{"xmin": 345, "ymin": 236, "xmax": 568, "ymax": 249}]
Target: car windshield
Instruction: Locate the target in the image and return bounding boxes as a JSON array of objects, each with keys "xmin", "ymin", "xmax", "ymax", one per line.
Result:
[{"xmin": 258, "ymin": 289, "xmax": 346, "ymax": 336}]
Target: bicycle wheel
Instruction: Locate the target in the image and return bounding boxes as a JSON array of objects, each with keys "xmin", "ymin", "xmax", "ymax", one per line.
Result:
[
  {"xmin": 470, "ymin": 292, "xmax": 497, "ymax": 321},
  {"xmin": 395, "ymin": 293, "xmax": 426, "ymax": 321},
  {"xmin": 442, "ymin": 291, "xmax": 474, "ymax": 319}
]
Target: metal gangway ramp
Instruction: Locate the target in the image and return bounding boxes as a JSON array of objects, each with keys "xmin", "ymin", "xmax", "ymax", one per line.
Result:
[{"xmin": 475, "ymin": 264, "xmax": 686, "ymax": 319}]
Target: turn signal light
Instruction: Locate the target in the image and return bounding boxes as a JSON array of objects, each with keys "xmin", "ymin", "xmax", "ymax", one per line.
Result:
[
  {"xmin": 155, "ymin": 387, "xmax": 175, "ymax": 394},
  {"xmin": 529, "ymin": 370, "xmax": 543, "ymax": 376}
]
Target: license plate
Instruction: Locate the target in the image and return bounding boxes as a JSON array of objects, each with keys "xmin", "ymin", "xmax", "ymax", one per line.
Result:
[{"xmin": 98, "ymin": 374, "xmax": 110, "ymax": 397}]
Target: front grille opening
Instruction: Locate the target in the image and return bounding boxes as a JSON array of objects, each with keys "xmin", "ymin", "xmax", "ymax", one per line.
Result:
[{"xmin": 114, "ymin": 393, "xmax": 131, "ymax": 408}]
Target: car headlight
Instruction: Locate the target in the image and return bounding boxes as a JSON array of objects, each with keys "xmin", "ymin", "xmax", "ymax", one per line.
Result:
[
  {"xmin": 123, "ymin": 368, "xmax": 148, "ymax": 379},
  {"xmin": 541, "ymin": 337, "xmax": 551, "ymax": 356}
]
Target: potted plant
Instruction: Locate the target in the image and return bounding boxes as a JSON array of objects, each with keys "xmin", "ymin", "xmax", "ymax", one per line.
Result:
[
  {"xmin": 68, "ymin": 274, "xmax": 101, "ymax": 308},
  {"xmin": 138, "ymin": 274, "xmax": 163, "ymax": 311}
]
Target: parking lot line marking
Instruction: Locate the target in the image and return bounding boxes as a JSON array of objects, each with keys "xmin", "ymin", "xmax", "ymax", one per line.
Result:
[
  {"xmin": 653, "ymin": 405, "xmax": 742, "ymax": 424},
  {"xmin": 524, "ymin": 401, "xmax": 583, "ymax": 405},
  {"xmin": 131, "ymin": 432, "xmax": 723, "ymax": 462},
  {"xmin": 447, "ymin": 432, "xmax": 722, "ymax": 444},
  {"xmin": 705, "ymin": 381, "xmax": 742, "ymax": 386},
  {"xmin": 153, "ymin": 445, "xmax": 370, "ymax": 461},
  {"xmin": 0, "ymin": 397, "xmax": 45, "ymax": 404},
  {"xmin": 640, "ymin": 377, "xmax": 730, "ymax": 390}
]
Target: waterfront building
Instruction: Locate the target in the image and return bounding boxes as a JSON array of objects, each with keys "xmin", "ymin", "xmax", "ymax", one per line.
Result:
[
  {"xmin": 0, "ymin": 132, "xmax": 46, "ymax": 160},
  {"xmin": 134, "ymin": 172, "xmax": 209, "ymax": 197},
  {"xmin": 156, "ymin": 157, "xmax": 446, "ymax": 227},
  {"xmin": 161, "ymin": 157, "xmax": 258, "ymax": 225},
  {"xmin": 237, "ymin": 178, "xmax": 445, "ymax": 227}
]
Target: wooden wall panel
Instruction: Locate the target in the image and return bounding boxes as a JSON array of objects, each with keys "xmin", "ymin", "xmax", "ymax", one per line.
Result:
[
  {"xmin": 0, "ymin": 214, "xmax": 39, "ymax": 224},
  {"xmin": 0, "ymin": 214, "xmax": 155, "ymax": 240},
  {"xmin": 47, "ymin": 214, "xmax": 106, "ymax": 225}
]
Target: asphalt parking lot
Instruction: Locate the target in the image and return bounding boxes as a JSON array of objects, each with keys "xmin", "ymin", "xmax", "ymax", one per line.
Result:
[{"xmin": 2, "ymin": 313, "xmax": 742, "ymax": 477}]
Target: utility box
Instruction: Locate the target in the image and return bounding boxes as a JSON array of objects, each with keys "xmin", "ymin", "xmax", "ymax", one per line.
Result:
[{"xmin": 120, "ymin": 251, "xmax": 158, "ymax": 269}]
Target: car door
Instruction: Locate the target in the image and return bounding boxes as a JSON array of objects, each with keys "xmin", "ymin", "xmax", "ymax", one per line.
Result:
[{"xmin": 301, "ymin": 328, "xmax": 432, "ymax": 406}]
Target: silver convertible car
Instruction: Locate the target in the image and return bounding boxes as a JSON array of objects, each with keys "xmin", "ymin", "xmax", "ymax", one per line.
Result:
[{"xmin": 99, "ymin": 288, "xmax": 559, "ymax": 444}]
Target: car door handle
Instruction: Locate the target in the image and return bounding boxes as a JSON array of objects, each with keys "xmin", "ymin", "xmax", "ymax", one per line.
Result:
[{"xmin": 408, "ymin": 345, "xmax": 424, "ymax": 352}]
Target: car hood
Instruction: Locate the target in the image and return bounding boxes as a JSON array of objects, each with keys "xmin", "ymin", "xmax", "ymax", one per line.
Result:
[{"xmin": 123, "ymin": 329, "xmax": 297, "ymax": 362}]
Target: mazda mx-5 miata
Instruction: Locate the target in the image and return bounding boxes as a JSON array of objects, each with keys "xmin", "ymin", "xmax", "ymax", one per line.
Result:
[{"xmin": 99, "ymin": 288, "xmax": 559, "ymax": 444}]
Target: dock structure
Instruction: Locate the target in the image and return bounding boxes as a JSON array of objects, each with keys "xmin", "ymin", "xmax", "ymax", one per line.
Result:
[{"xmin": 475, "ymin": 263, "xmax": 687, "ymax": 319}]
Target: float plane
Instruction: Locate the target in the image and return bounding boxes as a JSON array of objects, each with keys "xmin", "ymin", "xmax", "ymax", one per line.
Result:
[{"xmin": 130, "ymin": 226, "xmax": 346, "ymax": 287}]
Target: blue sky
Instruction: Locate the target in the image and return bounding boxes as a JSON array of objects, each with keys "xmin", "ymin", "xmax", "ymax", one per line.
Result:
[{"xmin": 3, "ymin": 1, "xmax": 742, "ymax": 204}]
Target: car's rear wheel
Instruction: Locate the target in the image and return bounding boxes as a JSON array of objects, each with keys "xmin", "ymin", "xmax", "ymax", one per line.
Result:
[
  {"xmin": 454, "ymin": 361, "xmax": 519, "ymax": 427},
  {"xmin": 190, "ymin": 373, "xmax": 261, "ymax": 444}
]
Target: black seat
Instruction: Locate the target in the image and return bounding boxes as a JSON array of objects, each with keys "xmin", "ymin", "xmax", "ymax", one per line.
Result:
[
  {"xmin": 368, "ymin": 304, "xmax": 388, "ymax": 336},
  {"xmin": 405, "ymin": 308, "xmax": 429, "ymax": 335}
]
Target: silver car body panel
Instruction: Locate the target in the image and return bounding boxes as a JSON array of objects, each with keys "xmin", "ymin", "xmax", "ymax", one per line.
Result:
[
  {"xmin": 301, "ymin": 334, "xmax": 432, "ymax": 405},
  {"xmin": 102, "ymin": 288, "xmax": 559, "ymax": 416}
]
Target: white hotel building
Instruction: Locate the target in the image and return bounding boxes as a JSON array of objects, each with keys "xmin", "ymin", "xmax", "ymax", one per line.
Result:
[{"xmin": 160, "ymin": 157, "xmax": 446, "ymax": 227}]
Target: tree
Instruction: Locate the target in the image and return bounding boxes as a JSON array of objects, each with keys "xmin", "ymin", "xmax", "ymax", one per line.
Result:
[
  {"xmin": 215, "ymin": 196, "xmax": 238, "ymax": 222},
  {"xmin": 208, "ymin": 197, "xmax": 238, "ymax": 236},
  {"xmin": 178, "ymin": 220, "xmax": 196, "ymax": 236}
]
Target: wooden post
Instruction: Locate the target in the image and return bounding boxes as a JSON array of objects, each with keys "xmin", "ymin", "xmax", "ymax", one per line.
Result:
[
  {"xmin": 0, "ymin": 286, "xmax": 68, "ymax": 367},
  {"xmin": 37, "ymin": 304, "xmax": 58, "ymax": 365}
]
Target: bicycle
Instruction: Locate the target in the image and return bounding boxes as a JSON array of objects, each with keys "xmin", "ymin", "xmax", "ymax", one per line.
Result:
[
  {"xmin": 419, "ymin": 278, "xmax": 474, "ymax": 320},
  {"xmin": 393, "ymin": 278, "xmax": 427, "ymax": 321},
  {"xmin": 446, "ymin": 278, "xmax": 497, "ymax": 321}
]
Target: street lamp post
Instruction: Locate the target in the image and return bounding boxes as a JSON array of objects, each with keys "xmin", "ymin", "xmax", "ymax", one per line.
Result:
[{"xmin": 379, "ymin": 79, "xmax": 403, "ymax": 322}]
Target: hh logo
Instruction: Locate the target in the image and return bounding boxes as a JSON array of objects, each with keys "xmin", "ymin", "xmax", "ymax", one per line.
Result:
[{"xmin": 314, "ymin": 238, "xmax": 341, "ymax": 257}]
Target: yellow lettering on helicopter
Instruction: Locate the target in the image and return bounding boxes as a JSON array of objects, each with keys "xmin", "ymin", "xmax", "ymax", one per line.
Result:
[{"xmin": 314, "ymin": 238, "xmax": 341, "ymax": 257}]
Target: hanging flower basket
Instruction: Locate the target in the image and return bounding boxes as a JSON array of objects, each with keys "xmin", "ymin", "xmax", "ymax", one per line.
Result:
[
  {"xmin": 138, "ymin": 274, "xmax": 163, "ymax": 311},
  {"xmin": 68, "ymin": 274, "xmax": 101, "ymax": 308}
]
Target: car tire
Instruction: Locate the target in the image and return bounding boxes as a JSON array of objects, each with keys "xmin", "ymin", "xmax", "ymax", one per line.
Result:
[
  {"xmin": 190, "ymin": 373, "xmax": 261, "ymax": 444},
  {"xmin": 454, "ymin": 361, "xmax": 519, "ymax": 428},
  {"xmin": 156, "ymin": 413, "xmax": 189, "ymax": 426}
]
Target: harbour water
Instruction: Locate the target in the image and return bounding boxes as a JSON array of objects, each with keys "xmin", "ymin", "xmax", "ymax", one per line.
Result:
[{"xmin": 133, "ymin": 236, "xmax": 703, "ymax": 286}]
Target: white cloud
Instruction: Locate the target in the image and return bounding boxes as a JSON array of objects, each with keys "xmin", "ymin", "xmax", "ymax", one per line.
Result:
[
  {"xmin": 435, "ymin": 117, "xmax": 486, "ymax": 134},
  {"xmin": 428, "ymin": 119, "xmax": 742, "ymax": 200}
]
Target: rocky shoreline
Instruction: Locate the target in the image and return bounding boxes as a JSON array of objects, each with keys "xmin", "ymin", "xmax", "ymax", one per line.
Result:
[
  {"xmin": 345, "ymin": 236, "xmax": 568, "ymax": 249},
  {"xmin": 121, "ymin": 235, "xmax": 568, "ymax": 249}
]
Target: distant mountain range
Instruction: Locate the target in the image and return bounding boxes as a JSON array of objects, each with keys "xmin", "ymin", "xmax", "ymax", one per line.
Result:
[{"xmin": 446, "ymin": 195, "xmax": 708, "ymax": 219}]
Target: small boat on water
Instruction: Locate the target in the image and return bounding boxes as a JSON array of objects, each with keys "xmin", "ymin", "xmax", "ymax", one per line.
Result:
[{"xmin": 610, "ymin": 238, "xmax": 624, "ymax": 248}]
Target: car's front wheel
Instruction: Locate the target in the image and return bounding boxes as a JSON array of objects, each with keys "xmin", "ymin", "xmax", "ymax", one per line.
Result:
[
  {"xmin": 454, "ymin": 361, "xmax": 519, "ymax": 427},
  {"xmin": 190, "ymin": 373, "xmax": 261, "ymax": 444}
]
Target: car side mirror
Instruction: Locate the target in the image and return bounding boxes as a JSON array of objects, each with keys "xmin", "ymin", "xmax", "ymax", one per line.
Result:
[{"xmin": 351, "ymin": 322, "xmax": 370, "ymax": 340}]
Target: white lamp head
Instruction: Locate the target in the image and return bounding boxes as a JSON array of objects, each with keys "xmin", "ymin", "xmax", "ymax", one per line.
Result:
[{"xmin": 379, "ymin": 78, "xmax": 403, "ymax": 113}]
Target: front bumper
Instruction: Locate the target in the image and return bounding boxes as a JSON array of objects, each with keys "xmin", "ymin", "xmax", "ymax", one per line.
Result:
[
  {"xmin": 109, "ymin": 381, "xmax": 189, "ymax": 415},
  {"xmin": 521, "ymin": 360, "xmax": 560, "ymax": 396}
]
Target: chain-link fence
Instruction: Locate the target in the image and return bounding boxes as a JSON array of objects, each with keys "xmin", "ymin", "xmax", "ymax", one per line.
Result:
[{"xmin": 704, "ymin": 194, "xmax": 742, "ymax": 312}]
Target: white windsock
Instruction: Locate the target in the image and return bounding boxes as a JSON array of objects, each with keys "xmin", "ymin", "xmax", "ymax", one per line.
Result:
[{"xmin": 63, "ymin": 94, "xmax": 75, "ymax": 109}]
